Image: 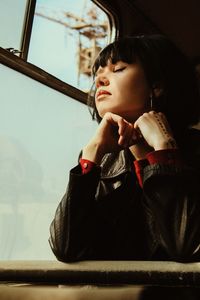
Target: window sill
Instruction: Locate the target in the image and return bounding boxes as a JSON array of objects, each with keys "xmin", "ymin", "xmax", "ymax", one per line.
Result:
[{"xmin": 0, "ymin": 260, "xmax": 200, "ymax": 286}]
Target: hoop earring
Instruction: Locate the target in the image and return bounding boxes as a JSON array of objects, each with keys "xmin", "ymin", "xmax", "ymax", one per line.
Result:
[{"xmin": 150, "ymin": 94, "xmax": 153, "ymax": 110}]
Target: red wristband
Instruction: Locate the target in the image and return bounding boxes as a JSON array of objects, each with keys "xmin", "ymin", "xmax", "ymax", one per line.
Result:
[
  {"xmin": 134, "ymin": 159, "xmax": 148, "ymax": 188},
  {"xmin": 79, "ymin": 158, "xmax": 97, "ymax": 174},
  {"xmin": 146, "ymin": 149, "xmax": 182, "ymax": 165}
]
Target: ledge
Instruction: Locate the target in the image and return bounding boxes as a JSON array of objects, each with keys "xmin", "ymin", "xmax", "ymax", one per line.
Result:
[{"xmin": 0, "ymin": 260, "xmax": 200, "ymax": 286}]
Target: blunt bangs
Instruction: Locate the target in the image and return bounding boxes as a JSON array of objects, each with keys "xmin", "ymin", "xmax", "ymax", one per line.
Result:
[
  {"xmin": 89, "ymin": 34, "xmax": 200, "ymax": 129},
  {"xmin": 92, "ymin": 38, "xmax": 138, "ymax": 76}
]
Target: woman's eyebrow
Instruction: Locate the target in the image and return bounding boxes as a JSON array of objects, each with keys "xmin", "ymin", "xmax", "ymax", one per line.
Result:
[
  {"xmin": 95, "ymin": 64, "xmax": 112, "ymax": 76},
  {"xmin": 95, "ymin": 67, "xmax": 104, "ymax": 76},
  {"xmin": 95, "ymin": 61, "xmax": 126, "ymax": 76}
]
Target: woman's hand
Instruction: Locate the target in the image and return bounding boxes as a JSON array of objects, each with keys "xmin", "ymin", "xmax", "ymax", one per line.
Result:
[
  {"xmin": 130, "ymin": 111, "xmax": 177, "ymax": 160},
  {"xmin": 82, "ymin": 112, "xmax": 140, "ymax": 164},
  {"xmin": 82, "ymin": 111, "xmax": 177, "ymax": 164}
]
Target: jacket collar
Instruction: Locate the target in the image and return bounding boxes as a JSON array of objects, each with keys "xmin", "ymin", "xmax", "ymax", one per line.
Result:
[{"xmin": 100, "ymin": 149, "xmax": 134, "ymax": 179}]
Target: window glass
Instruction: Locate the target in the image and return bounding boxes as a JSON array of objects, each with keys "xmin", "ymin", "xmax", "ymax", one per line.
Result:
[
  {"xmin": 0, "ymin": 0, "xmax": 28, "ymax": 50},
  {"xmin": 28, "ymin": 0, "xmax": 110, "ymax": 92},
  {"xmin": 0, "ymin": 64, "xmax": 97, "ymax": 260}
]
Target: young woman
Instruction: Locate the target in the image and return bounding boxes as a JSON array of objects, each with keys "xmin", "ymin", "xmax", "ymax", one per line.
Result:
[{"xmin": 49, "ymin": 34, "xmax": 200, "ymax": 262}]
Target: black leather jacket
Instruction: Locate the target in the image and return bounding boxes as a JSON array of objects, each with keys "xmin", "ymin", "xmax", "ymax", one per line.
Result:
[{"xmin": 49, "ymin": 128, "xmax": 200, "ymax": 262}]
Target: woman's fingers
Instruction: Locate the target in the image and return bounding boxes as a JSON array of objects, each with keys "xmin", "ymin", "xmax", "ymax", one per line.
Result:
[
  {"xmin": 118, "ymin": 119, "xmax": 142, "ymax": 147},
  {"xmin": 102, "ymin": 112, "xmax": 142, "ymax": 148},
  {"xmin": 133, "ymin": 111, "xmax": 176, "ymax": 150},
  {"xmin": 118, "ymin": 122, "xmax": 134, "ymax": 146}
]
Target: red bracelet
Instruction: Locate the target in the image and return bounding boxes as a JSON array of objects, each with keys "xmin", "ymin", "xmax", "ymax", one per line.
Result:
[
  {"xmin": 134, "ymin": 159, "xmax": 148, "ymax": 188},
  {"xmin": 146, "ymin": 149, "xmax": 182, "ymax": 165},
  {"xmin": 79, "ymin": 158, "xmax": 97, "ymax": 174}
]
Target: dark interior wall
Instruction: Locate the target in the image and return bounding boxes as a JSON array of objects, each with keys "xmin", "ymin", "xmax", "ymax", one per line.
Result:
[{"xmin": 97, "ymin": 0, "xmax": 200, "ymax": 60}]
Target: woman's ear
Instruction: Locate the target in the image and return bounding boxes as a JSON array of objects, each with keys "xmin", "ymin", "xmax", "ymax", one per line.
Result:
[{"xmin": 152, "ymin": 83, "xmax": 164, "ymax": 98}]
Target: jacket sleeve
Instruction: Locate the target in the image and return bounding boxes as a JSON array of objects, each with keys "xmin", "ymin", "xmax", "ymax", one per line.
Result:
[
  {"xmin": 49, "ymin": 164, "xmax": 101, "ymax": 262},
  {"xmin": 142, "ymin": 160, "xmax": 200, "ymax": 262}
]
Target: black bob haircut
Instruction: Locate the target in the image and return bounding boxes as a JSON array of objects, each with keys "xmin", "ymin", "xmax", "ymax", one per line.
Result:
[{"xmin": 88, "ymin": 34, "xmax": 200, "ymax": 134}]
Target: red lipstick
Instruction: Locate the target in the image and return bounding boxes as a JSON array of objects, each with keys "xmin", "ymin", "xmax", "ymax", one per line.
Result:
[{"xmin": 96, "ymin": 90, "xmax": 111, "ymax": 99}]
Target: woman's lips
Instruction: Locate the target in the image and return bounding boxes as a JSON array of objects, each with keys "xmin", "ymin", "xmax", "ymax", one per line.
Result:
[{"xmin": 96, "ymin": 90, "xmax": 111, "ymax": 99}]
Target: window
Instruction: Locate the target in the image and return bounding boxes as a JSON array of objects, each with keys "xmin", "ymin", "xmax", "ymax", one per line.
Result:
[
  {"xmin": 0, "ymin": 64, "xmax": 98, "ymax": 260},
  {"xmin": 0, "ymin": 0, "xmax": 111, "ymax": 260},
  {"xmin": 0, "ymin": 0, "xmax": 29, "ymax": 51},
  {"xmin": 28, "ymin": 0, "xmax": 110, "ymax": 91}
]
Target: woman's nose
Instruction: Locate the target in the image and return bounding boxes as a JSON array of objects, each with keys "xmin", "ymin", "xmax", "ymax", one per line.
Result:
[{"xmin": 96, "ymin": 76, "xmax": 110, "ymax": 88}]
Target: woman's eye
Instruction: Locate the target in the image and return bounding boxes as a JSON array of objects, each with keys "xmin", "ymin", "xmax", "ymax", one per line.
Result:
[{"xmin": 113, "ymin": 66, "xmax": 126, "ymax": 72}]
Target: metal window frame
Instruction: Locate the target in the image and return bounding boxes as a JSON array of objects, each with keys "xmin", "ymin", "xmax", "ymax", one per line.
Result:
[{"xmin": 20, "ymin": 0, "xmax": 37, "ymax": 60}]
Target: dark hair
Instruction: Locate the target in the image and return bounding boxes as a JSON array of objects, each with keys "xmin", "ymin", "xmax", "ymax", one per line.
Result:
[{"xmin": 88, "ymin": 34, "xmax": 200, "ymax": 133}]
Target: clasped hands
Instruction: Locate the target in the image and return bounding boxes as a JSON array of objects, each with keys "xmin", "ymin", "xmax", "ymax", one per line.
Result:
[{"xmin": 83, "ymin": 111, "xmax": 177, "ymax": 163}]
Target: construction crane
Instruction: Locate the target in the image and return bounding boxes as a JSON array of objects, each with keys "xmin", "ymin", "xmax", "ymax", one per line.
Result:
[{"xmin": 35, "ymin": 3, "xmax": 108, "ymax": 79}]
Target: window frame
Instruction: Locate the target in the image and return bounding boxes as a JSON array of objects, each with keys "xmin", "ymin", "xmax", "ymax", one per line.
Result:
[
  {"xmin": 0, "ymin": 0, "xmax": 116, "ymax": 104},
  {"xmin": 20, "ymin": 0, "xmax": 37, "ymax": 61},
  {"xmin": 0, "ymin": 46, "xmax": 87, "ymax": 104}
]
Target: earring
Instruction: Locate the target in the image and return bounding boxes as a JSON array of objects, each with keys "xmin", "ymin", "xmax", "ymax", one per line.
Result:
[{"xmin": 150, "ymin": 94, "xmax": 153, "ymax": 110}]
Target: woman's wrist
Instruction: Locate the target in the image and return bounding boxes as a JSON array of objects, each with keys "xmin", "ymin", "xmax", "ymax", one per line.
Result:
[
  {"xmin": 129, "ymin": 141, "xmax": 153, "ymax": 161},
  {"xmin": 154, "ymin": 137, "xmax": 178, "ymax": 151},
  {"xmin": 82, "ymin": 142, "xmax": 105, "ymax": 165}
]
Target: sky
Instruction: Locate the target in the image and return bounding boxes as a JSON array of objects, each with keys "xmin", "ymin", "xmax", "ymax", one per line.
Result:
[
  {"xmin": 0, "ymin": 0, "xmax": 27, "ymax": 49},
  {"xmin": 28, "ymin": 0, "xmax": 109, "ymax": 91}
]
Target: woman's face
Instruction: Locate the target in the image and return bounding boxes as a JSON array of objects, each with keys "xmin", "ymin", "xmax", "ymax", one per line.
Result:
[{"xmin": 94, "ymin": 60, "xmax": 151, "ymax": 122}]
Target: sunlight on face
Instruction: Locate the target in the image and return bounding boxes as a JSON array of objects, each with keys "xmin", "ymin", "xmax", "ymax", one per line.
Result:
[{"xmin": 95, "ymin": 60, "xmax": 151, "ymax": 122}]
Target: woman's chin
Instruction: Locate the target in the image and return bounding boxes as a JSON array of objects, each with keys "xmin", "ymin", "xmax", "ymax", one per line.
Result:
[
  {"xmin": 98, "ymin": 110, "xmax": 117, "ymax": 119},
  {"xmin": 97, "ymin": 108, "xmax": 113, "ymax": 118}
]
